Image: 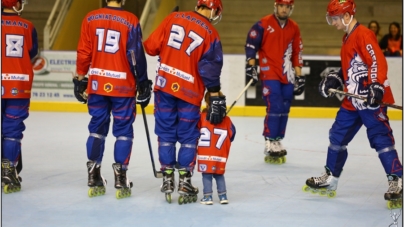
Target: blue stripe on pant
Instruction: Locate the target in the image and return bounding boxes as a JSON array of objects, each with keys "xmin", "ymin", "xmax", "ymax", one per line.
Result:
[
  {"xmin": 154, "ymin": 91, "xmax": 200, "ymax": 171},
  {"xmin": 261, "ymin": 80, "xmax": 293, "ymax": 139},
  {"xmin": 1, "ymin": 99, "xmax": 29, "ymax": 166},
  {"xmin": 86, "ymin": 94, "xmax": 135, "ymax": 167},
  {"xmin": 326, "ymin": 107, "xmax": 402, "ymax": 177}
]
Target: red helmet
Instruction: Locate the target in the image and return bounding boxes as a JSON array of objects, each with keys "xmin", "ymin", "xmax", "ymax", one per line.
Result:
[
  {"xmin": 197, "ymin": 0, "xmax": 223, "ymax": 17},
  {"xmin": 327, "ymin": 0, "xmax": 356, "ymax": 17},
  {"xmin": 275, "ymin": 0, "xmax": 294, "ymax": 5},
  {"xmin": 1, "ymin": 0, "xmax": 21, "ymax": 8}
]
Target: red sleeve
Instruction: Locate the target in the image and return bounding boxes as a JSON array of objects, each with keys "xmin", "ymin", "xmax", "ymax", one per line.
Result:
[
  {"xmin": 143, "ymin": 15, "xmax": 171, "ymax": 56},
  {"xmin": 292, "ymin": 23, "xmax": 303, "ymax": 67},
  {"xmin": 76, "ymin": 14, "xmax": 93, "ymax": 75}
]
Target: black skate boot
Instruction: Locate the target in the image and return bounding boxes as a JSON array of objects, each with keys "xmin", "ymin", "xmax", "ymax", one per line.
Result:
[
  {"xmin": 303, "ymin": 167, "xmax": 339, "ymax": 198},
  {"xmin": 177, "ymin": 168, "xmax": 198, "ymax": 205},
  {"xmin": 1, "ymin": 159, "xmax": 21, "ymax": 194},
  {"xmin": 264, "ymin": 138, "xmax": 287, "ymax": 164},
  {"xmin": 161, "ymin": 167, "xmax": 175, "ymax": 203},
  {"xmin": 112, "ymin": 163, "xmax": 133, "ymax": 199},
  {"xmin": 87, "ymin": 161, "xmax": 107, "ymax": 197},
  {"xmin": 384, "ymin": 174, "xmax": 402, "ymax": 209}
]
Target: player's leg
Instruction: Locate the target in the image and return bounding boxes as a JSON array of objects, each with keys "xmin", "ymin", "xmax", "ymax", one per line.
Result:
[
  {"xmin": 276, "ymin": 82, "xmax": 294, "ymax": 155},
  {"xmin": 360, "ymin": 107, "xmax": 402, "ymax": 205},
  {"xmin": 200, "ymin": 173, "xmax": 213, "ymax": 205},
  {"xmin": 110, "ymin": 96, "xmax": 136, "ymax": 190},
  {"xmin": 305, "ymin": 107, "xmax": 362, "ymax": 194},
  {"xmin": 1, "ymin": 99, "xmax": 29, "ymax": 192},
  {"xmin": 154, "ymin": 91, "xmax": 178, "ymax": 170},
  {"xmin": 214, "ymin": 174, "xmax": 228, "ymax": 204}
]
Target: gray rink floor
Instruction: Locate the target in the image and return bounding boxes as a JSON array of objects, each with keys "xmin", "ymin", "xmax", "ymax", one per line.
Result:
[{"xmin": 1, "ymin": 111, "xmax": 403, "ymax": 227}]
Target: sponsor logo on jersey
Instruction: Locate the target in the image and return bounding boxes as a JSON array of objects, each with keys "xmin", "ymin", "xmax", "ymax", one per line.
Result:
[
  {"xmin": 199, "ymin": 164, "xmax": 207, "ymax": 172},
  {"xmin": 197, "ymin": 155, "xmax": 227, "ymax": 162},
  {"xmin": 92, "ymin": 81, "xmax": 98, "ymax": 91},
  {"xmin": 171, "ymin": 82, "xmax": 180, "ymax": 92},
  {"xmin": 249, "ymin": 30, "xmax": 257, "ymax": 38},
  {"xmin": 156, "ymin": 75, "xmax": 167, "ymax": 88},
  {"xmin": 211, "ymin": 166, "xmax": 216, "ymax": 171},
  {"xmin": 160, "ymin": 64, "xmax": 194, "ymax": 83},
  {"xmin": 104, "ymin": 83, "xmax": 113, "ymax": 93},
  {"xmin": 115, "ymin": 85, "xmax": 134, "ymax": 94},
  {"xmin": 1, "ymin": 74, "xmax": 30, "ymax": 81},
  {"xmin": 261, "ymin": 66, "xmax": 270, "ymax": 71},
  {"xmin": 11, "ymin": 87, "xmax": 18, "ymax": 96},
  {"xmin": 89, "ymin": 68, "xmax": 127, "ymax": 80},
  {"xmin": 366, "ymin": 44, "xmax": 378, "ymax": 83},
  {"xmin": 180, "ymin": 87, "xmax": 199, "ymax": 99}
]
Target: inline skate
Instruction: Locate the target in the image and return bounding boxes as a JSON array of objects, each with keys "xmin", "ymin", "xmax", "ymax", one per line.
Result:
[
  {"xmin": 264, "ymin": 138, "xmax": 287, "ymax": 164},
  {"xmin": 303, "ymin": 167, "xmax": 338, "ymax": 198},
  {"xmin": 161, "ymin": 167, "xmax": 175, "ymax": 203},
  {"xmin": 385, "ymin": 174, "xmax": 402, "ymax": 209},
  {"xmin": 87, "ymin": 161, "xmax": 107, "ymax": 197},
  {"xmin": 112, "ymin": 163, "xmax": 133, "ymax": 199},
  {"xmin": 1, "ymin": 159, "xmax": 21, "ymax": 193},
  {"xmin": 177, "ymin": 168, "xmax": 198, "ymax": 205}
]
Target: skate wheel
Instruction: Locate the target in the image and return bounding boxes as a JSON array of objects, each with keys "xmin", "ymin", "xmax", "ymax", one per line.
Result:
[
  {"xmin": 192, "ymin": 195, "xmax": 198, "ymax": 203},
  {"xmin": 88, "ymin": 188, "xmax": 95, "ymax": 197},
  {"xmin": 165, "ymin": 193, "xmax": 172, "ymax": 204},
  {"xmin": 183, "ymin": 196, "xmax": 188, "ymax": 204},
  {"xmin": 302, "ymin": 185, "xmax": 311, "ymax": 193},
  {"xmin": 281, "ymin": 156, "xmax": 286, "ymax": 163},
  {"xmin": 178, "ymin": 196, "xmax": 184, "ymax": 205},
  {"xmin": 3, "ymin": 185, "xmax": 10, "ymax": 194},
  {"xmin": 116, "ymin": 190, "xmax": 122, "ymax": 199},
  {"xmin": 310, "ymin": 188, "xmax": 319, "ymax": 194},
  {"xmin": 319, "ymin": 189, "xmax": 327, "ymax": 196},
  {"xmin": 327, "ymin": 191, "xmax": 336, "ymax": 198},
  {"xmin": 264, "ymin": 156, "xmax": 270, "ymax": 163}
]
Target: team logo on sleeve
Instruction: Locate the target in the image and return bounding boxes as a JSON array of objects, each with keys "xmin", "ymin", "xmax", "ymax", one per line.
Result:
[
  {"xmin": 171, "ymin": 83, "xmax": 180, "ymax": 92},
  {"xmin": 249, "ymin": 30, "xmax": 257, "ymax": 38},
  {"xmin": 104, "ymin": 83, "xmax": 113, "ymax": 93},
  {"xmin": 156, "ymin": 75, "xmax": 166, "ymax": 88}
]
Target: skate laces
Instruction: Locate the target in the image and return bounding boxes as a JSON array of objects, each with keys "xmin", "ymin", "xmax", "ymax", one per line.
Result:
[
  {"xmin": 387, "ymin": 177, "xmax": 402, "ymax": 193},
  {"xmin": 313, "ymin": 172, "xmax": 330, "ymax": 184},
  {"xmin": 271, "ymin": 141, "xmax": 282, "ymax": 153}
]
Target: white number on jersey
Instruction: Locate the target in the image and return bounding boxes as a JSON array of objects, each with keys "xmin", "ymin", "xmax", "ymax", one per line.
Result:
[
  {"xmin": 167, "ymin": 25, "xmax": 203, "ymax": 56},
  {"xmin": 5, "ymin": 35, "xmax": 24, "ymax": 58},
  {"xmin": 96, "ymin": 29, "xmax": 120, "ymax": 53},
  {"xmin": 199, "ymin": 127, "xmax": 227, "ymax": 149}
]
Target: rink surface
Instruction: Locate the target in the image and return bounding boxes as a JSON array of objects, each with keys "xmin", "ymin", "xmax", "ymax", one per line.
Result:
[{"xmin": 1, "ymin": 111, "xmax": 403, "ymax": 227}]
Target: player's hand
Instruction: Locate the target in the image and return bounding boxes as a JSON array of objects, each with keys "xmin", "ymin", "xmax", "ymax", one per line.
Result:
[
  {"xmin": 245, "ymin": 64, "xmax": 258, "ymax": 86},
  {"xmin": 136, "ymin": 79, "xmax": 153, "ymax": 108},
  {"xmin": 207, "ymin": 95, "xmax": 226, "ymax": 124},
  {"xmin": 365, "ymin": 82, "xmax": 384, "ymax": 109},
  {"xmin": 318, "ymin": 71, "xmax": 344, "ymax": 98},
  {"xmin": 73, "ymin": 77, "xmax": 88, "ymax": 104},
  {"xmin": 293, "ymin": 75, "xmax": 306, "ymax": 95}
]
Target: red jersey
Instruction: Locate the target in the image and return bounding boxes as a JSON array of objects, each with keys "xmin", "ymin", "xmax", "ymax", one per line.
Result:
[
  {"xmin": 76, "ymin": 7, "xmax": 148, "ymax": 97},
  {"xmin": 143, "ymin": 11, "xmax": 223, "ymax": 106},
  {"xmin": 197, "ymin": 112, "xmax": 236, "ymax": 175},
  {"xmin": 245, "ymin": 14, "xmax": 303, "ymax": 84},
  {"xmin": 340, "ymin": 23, "xmax": 394, "ymax": 111},
  {"xmin": 1, "ymin": 12, "xmax": 38, "ymax": 99}
]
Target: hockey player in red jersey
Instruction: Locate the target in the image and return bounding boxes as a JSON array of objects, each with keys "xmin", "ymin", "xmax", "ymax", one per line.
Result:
[
  {"xmin": 143, "ymin": 0, "xmax": 226, "ymax": 204},
  {"xmin": 75, "ymin": 0, "xmax": 151, "ymax": 199},
  {"xmin": 304, "ymin": 0, "xmax": 402, "ymax": 209},
  {"xmin": 198, "ymin": 92, "xmax": 236, "ymax": 205},
  {"xmin": 244, "ymin": 0, "xmax": 304, "ymax": 164},
  {"xmin": 1, "ymin": 0, "xmax": 38, "ymax": 193}
]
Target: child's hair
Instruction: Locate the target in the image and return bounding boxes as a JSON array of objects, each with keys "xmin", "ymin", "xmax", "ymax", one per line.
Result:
[{"xmin": 202, "ymin": 91, "xmax": 224, "ymax": 112}]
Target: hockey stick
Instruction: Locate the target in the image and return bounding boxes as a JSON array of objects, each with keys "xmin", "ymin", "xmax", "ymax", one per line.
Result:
[
  {"xmin": 226, "ymin": 78, "xmax": 254, "ymax": 114},
  {"xmin": 171, "ymin": 5, "xmax": 179, "ymax": 12},
  {"xmin": 130, "ymin": 50, "xmax": 163, "ymax": 178},
  {"xmin": 328, "ymin": 88, "xmax": 403, "ymax": 110}
]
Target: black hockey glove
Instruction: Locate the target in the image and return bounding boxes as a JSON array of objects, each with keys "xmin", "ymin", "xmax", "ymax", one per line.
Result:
[
  {"xmin": 73, "ymin": 77, "xmax": 88, "ymax": 104},
  {"xmin": 136, "ymin": 79, "xmax": 153, "ymax": 109},
  {"xmin": 293, "ymin": 75, "xmax": 306, "ymax": 95},
  {"xmin": 207, "ymin": 96, "xmax": 226, "ymax": 125},
  {"xmin": 318, "ymin": 71, "xmax": 344, "ymax": 98},
  {"xmin": 245, "ymin": 64, "xmax": 258, "ymax": 86},
  {"xmin": 365, "ymin": 82, "xmax": 384, "ymax": 109}
]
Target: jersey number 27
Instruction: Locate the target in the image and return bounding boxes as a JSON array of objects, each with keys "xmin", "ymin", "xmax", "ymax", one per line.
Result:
[
  {"xmin": 199, "ymin": 128, "xmax": 227, "ymax": 149},
  {"xmin": 167, "ymin": 25, "xmax": 203, "ymax": 56}
]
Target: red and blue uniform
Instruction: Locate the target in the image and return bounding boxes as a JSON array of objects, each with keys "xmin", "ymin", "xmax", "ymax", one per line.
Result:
[
  {"xmin": 76, "ymin": 6, "xmax": 148, "ymax": 167},
  {"xmin": 1, "ymin": 11, "xmax": 38, "ymax": 166},
  {"xmin": 245, "ymin": 14, "xmax": 303, "ymax": 140},
  {"xmin": 144, "ymin": 11, "xmax": 223, "ymax": 171},
  {"xmin": 327, "ymin": 23, "xmax": 402, "ymax": 177}
]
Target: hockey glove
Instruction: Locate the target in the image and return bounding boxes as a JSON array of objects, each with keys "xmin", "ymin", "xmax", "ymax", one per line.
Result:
[
  {"xmin": 207, "ymin": 95, "xmax": 226, "ymax": 125},
  {"xmin": 293, "ymin": 75, "xmax": 306, "ymax": 95},
  {"xmin": 318, "ymin": 71, "xmax": 344, "ymax": 98},
  {"xmin": 73, "ymin": 77, "xmax": 88, "ymax": 104},
  {"xmin": 136, "ymin": 79, "xmax": 153, "ymax": 109},
  {"xmin": 245, "ymin": 64, "xmax": 258, "ymax": 86},
  {"xmin": 365, "ymin": 82, "xmax": 384, "ymax": 109}
]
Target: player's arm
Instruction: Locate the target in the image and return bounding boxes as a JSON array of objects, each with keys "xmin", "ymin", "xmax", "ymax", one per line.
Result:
[
  {"xmin": 76, "ymin": 17, "xmax": 92, "ymax": 78},
  {"xmin": 127, "ymin": 22, "xmax": 148, "ymax": 82},
  {"xmin": 229, "ymin": 121, "xmax": 236, "ymax": 142},
  {"xmin": 143, "ymin": 15, "xmax": 171, "ymax": 56},
  {"xmin": 29, "ymin": 27, "xmax": 39, "ymax": 61},
  {"xmin": 245, "ymin": 22, "xmax": 264, "ymax": 85}
]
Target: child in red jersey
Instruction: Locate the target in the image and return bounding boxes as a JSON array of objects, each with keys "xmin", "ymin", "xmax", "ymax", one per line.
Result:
[{"xmin": 197, "ymin": 92, "xmax": 236, "ymax": 205}]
